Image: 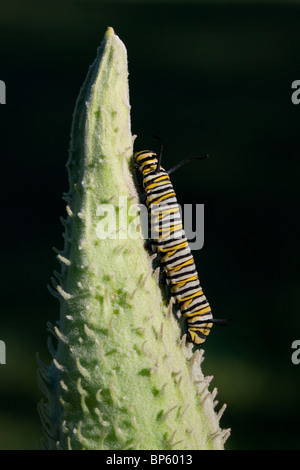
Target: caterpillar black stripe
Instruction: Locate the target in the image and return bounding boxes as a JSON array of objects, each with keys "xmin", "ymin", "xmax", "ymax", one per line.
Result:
[{"xmin": 134, "ymin": 144, "xmax": 219, "ymax": 346}]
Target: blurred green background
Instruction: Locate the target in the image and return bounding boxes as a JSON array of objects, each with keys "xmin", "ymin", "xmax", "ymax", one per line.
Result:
[{"xmin": 1, "ymin": 0, "xmax": 300, "ymax": 450}]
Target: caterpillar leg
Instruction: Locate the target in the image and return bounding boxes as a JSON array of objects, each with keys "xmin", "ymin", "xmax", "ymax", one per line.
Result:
[{"xmin": 159, "ymin": 268, "xmax": 167, "ymax": 285}]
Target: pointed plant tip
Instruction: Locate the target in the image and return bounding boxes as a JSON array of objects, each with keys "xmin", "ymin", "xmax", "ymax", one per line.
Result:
[{"xmin": 106, "ymin": 26, "xmax": 115, "ymax": 38}]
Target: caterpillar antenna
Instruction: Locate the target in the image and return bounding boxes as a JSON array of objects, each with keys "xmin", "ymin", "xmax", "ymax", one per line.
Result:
[
  {"xmin": 151, "ymin": 134, "xmax": 164, "ymax": 173},
  {"xmin": 167, "ymin": 155, "xmax": 209, "ymax": 175}
]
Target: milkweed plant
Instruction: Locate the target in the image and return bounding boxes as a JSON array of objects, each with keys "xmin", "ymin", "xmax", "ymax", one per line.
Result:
[{"xmin": 38, "ymin": 27, "xmax": 230, "ymax": 450}]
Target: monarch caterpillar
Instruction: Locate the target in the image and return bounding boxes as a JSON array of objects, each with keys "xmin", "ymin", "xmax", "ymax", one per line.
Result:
[{"xmin": 134, "ymin": 137, "xmax": 226, "ymax": 346}]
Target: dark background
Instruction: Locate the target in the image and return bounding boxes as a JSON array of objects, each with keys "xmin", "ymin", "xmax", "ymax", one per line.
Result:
[{"xmin": 1, "ymin": 0, "xmax": 300, "ymax": 450}]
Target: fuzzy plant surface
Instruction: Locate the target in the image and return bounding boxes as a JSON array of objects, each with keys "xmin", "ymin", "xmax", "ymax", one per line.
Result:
[{"xmin": 38, "ymin": 27, "xmax": 230, "ymax": 450}]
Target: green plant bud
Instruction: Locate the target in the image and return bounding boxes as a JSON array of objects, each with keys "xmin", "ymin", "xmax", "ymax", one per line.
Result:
[{"xmin": 38, "ymin": 27, "xmax": 230, "ymax": 451}]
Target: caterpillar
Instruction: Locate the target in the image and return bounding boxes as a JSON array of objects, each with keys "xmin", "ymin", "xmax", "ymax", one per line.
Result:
[{"xmin": 134, "ymin": 138, "xmax": 221, "ymax": 346}]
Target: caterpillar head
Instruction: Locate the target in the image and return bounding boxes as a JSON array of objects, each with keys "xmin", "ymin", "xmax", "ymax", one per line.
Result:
[{"xmin": 133, "ymin": 151, "xmax": 160, "ymax": 174}]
